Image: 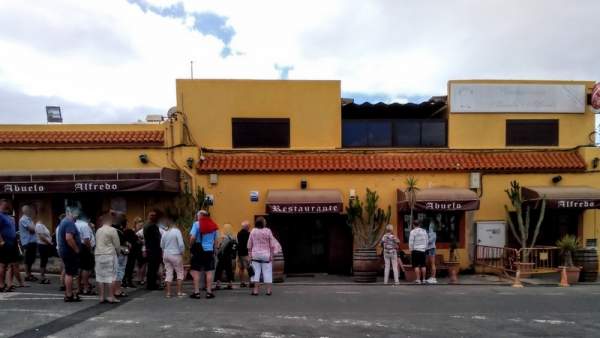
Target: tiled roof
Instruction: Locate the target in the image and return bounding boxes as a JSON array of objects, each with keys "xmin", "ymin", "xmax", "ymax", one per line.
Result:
[
  {"xmin": 0, "ymin": 130, "xmax": 164, "ymax": 147},
  {"xmin": 197, "ymin": 150, "xmax": 586, "ymax": 173}
]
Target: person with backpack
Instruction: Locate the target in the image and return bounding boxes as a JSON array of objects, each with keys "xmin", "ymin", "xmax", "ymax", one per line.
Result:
[
  {"xmin": 189, "ymin": 210, "xmax": 219, "ymax": 299},
  {"xmin": 214, "ymin": 224, "xmax": 237, "ymax": 290},
  {"xmin": 380, "ymin": 224, "xmax": 400, "ymax": 285}
]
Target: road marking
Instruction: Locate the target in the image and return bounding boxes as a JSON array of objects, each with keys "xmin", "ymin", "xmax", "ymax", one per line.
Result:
[
  {"xmin": 471, "ymin": 315, "xmax": 487, "ymax": 320},
  {"xmin": 532, "ymin": 319, "xmax": 575, "ymax": 325},
  {"xmin": 497, "ymin": 292, "xmax": 516, "ymax": 295},
  {"xmin": 543, "ymin": 293, "xmax": 565, "ymax": 296},
  {"xmin": 335, "ymin": 291, "xmax": 360, "ymax": 295},
  {"xmin": 283, "ymin": 291, "xmax": 305, "ymax": 294},
  {"xmin": 0, "ymin": 297, "xmax": 65, "ymax": 301}
]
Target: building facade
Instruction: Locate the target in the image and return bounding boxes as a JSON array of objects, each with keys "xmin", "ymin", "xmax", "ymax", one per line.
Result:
[{"xmin": 1, "ymin": 79, "xmax": 599, "ymax": 274}]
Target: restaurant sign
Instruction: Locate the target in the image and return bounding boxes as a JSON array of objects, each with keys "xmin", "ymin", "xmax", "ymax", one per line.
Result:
[
  {"xmin": 554, "ymin": 200, "xmax": 596, "ymax": 209},
  {"xmin": 414, "ymin": 200, "xmax": 480, "ymax": 211},
  {"xmin": 2, "ymin": 180, "xmax": 169, "ymax": 194},
  {"xmin": 267, "ymin": 203, "xmax": 343, "ymax": 214}
]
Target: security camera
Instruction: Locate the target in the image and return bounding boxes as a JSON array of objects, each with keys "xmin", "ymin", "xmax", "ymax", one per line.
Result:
[{"xmin": 139, "ymin": 154, "xmax": 149, "ymax": 164}]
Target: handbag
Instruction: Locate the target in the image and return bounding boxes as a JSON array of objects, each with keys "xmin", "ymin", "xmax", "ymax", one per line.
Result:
[{"xmin": 247, "ymin": 263, "xmax": 255, "ymax": 277}]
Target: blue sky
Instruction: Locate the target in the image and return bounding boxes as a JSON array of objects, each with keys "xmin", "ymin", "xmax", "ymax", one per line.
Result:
[{"xmin": 0, "ymin": 0, "xmax": 599, "ymax": 124}]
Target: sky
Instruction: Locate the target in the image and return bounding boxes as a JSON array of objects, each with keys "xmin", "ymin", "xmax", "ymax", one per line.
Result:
[{"xmin": 0, "ymin": 0, "xmax": 599, "ymax": 124}]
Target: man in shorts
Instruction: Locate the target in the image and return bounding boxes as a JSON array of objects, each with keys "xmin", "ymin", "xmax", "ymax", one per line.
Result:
[
  {"xmin": 0, "ymin": 199, "xmax": 19, "ymax": 292},
  {"xmin": 409, "ymin": 220, "xmax": 428, "ymax": 284},
  {"xmin": 19, "ymin": 205, "xmax": 38, "ymax": 282},
  {"xmin": 76, "ymin": 217, "xmax": 95, "ymax": 294},
  {"xmin": 236, "ymin": 220, "xmax": 251, "ymax": 287},
  {"xmin": 189, "ymin": 210, "xmax": 218, "ymax": 299},
  {"xmin": 57, "ymin": 206, "xmax": 82, "ymax": 302}
]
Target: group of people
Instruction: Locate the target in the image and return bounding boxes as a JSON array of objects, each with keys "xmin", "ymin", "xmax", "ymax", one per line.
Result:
[
  {"xmin": 380, "ymin": 219, "xmax": 438, "ymax": 285},
  {"xmin": 0, "ymin": 198, "xmax": 282, "ymax": 303}
]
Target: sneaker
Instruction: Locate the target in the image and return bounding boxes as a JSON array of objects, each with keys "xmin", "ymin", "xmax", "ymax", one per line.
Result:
[
  {"xmin": 426, "ymin": 278, "xmax": 438, "ymax": 284},
  {"xmin": 414, "ymin": 280, "xmax": 421, "ymax": 285}
]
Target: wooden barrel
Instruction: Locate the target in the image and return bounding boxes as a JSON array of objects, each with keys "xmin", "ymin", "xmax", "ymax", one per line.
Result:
[
  {"xmin": 574, "ymin": 248, "xmax": 598, "ymax": 282},
  {"xmin": 352, "ymin": 249, "xmax": 380, "ymax": 283},
  {"xmin": 272, "ymin": 253, "xmax": 285, "ymax": 283}
]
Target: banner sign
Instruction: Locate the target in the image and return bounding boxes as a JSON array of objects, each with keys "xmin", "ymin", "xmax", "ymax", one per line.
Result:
[
  {"xmin": 2, "ymin": 180, "xmax": 176, "ymax": 194},
  {"xmin": 592, "ymin": 83, "xmax": 600, "ymax": 110}
]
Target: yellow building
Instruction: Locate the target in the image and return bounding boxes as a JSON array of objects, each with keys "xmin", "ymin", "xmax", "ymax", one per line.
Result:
[{"xmin": 1, "ymin": 79, "xmax": 599, "ymax": 275}]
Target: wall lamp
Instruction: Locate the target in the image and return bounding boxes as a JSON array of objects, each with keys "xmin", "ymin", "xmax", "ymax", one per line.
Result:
[
  {"xmin": 300, "ymin": 178, "xmax": 308, "ymax": 190},
  {"xmin": 186, "ymin": 157, "xmax": 195, "ymax": 169},
  {"xmin": 139, "ymin": 154, "xmax": 149, "ymax": 164},
  {"xmin": 592, "ymin": 157, "xmax": 600, "ymax": 169},
  {"xmin": 552, "ymin": 175, "xmax": 562, "ymax": 184}
]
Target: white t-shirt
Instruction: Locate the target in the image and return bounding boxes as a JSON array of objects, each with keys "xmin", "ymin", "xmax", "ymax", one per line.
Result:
[
  {"xmin": 76, "ymin": 220, "xmax": 96, "ymax": 248},
  {"xmin": 35, "ymin": 222, "xmax": 52, "ymax": 245}
]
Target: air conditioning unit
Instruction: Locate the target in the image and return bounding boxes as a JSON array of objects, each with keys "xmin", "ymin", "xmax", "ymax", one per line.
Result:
[{"xmin": 145, "ymin": 114, "xmax": 164, "ymax": 123}]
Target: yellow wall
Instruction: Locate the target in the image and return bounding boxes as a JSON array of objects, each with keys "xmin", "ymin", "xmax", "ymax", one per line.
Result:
[
  {"xmin": 176, "ymin": 79, "xmax": 342, "ymax": 149},
  {"xmin": 447, "ymin": 80, "xmax": 596, "ymax": 149}
]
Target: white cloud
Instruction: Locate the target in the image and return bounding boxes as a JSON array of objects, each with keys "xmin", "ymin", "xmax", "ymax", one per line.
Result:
[{"xmin": 0, "ymin": 0, "xmax": 599, "ymax": 123}]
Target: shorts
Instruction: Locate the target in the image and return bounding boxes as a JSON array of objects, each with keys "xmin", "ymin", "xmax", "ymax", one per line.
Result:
[
  {"xmin": 116, "ymin": 255, "xmax": 128, "ymax": 281},
  {"xmin": 250, "ymin": 260, "xmax": 273, "ymax": 284},
  {"xmin": 163, "ymin": 254, "xmax": 184, "ymax": 282},
  {"xmin": 63, "ymin": 254, "xmax": 80, "ymax": 277},
  {"xmin": 24, "ymin": 242, "xmax": 37, "ymax": 267},
  {"xmin": 80, "ymin": 246, "xmax": 95, "ymax": 271},
  {"xmin": 95, "ymin": 254, "xmax": 117, "ymax": 283},
  {"xmin": 238, "ymin": 255, "xmax": 250, "ymax": 270},
  {"xmin": 425, "ymin": 248, "xmax": 436, "ymax": 257},
  {"xmin": 190, "ymin": 244, "xmax": 215, "ymax": 272},
  {"xmin": 38, "ymin": 244, "xmax": 52, "ymax": 268},
  {"xmin": 411, "ymin": 251, "xmax": 426, "ymax": 268},
  {"xmin": 0, "ymin": 244, "xmax": 20, "ymax": 265}
]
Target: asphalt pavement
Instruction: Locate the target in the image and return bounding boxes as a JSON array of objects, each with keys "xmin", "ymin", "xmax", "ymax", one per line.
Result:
[{"xmin": 1, "ymin": 276, "xmax": 599, "ymax": 338}]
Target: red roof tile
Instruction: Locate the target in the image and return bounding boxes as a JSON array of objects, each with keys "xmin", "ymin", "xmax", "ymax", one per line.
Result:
[
  {"xmin": 0, "ymin": 130, "xmax": 164, "ymax": 147},
  {"xmin": 197, "ymin": 150, "xmax": 586, "ymax": 173}
]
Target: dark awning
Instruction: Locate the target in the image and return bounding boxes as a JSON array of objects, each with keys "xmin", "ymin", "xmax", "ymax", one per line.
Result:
[
  {"xmin": 522, "ymin": 186, "xmax": 600, "ymax": 209},
  {"xmin": 0, "ymin": 168, "xmax": 180, "ymax": 194},
  {"xmin": 397, "ymin": 187, "xmax": 480, "ymax": 211},
  {"xmin": 265, "ymin": 189, "xmax": 343, "ymax": 214}
]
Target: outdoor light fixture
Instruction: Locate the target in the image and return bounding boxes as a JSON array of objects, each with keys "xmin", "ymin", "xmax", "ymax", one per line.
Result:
[
  {"xmin": 139, "ymin": 154, "xmax": 149, "ymax": 164},
  {"xmin": 592, "ymin": 157, "xmax": 600, "ymax": 169},
  {"xmin": 186, "ymin": 157, "xmax": 194, "ymax": 169},
  {"xmin": 300, "ymin": 178, "xmax": 308, "ymax": 189},
  {"xmin": 552, "ymin": 175, "xmax": 562, "ymax": 184}
]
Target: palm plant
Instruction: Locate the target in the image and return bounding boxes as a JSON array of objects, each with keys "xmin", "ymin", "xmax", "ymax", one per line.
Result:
[
  {"xmin": 504, "ymin": 180, "xmax": 546, "ymax": 262},
  {"xmin": 556, "ymin": 235, "xmax": 579, "ymax": 267},
  {"xmin": 346, "ymin": 188, "xmax": 391, "ymax": 249},
  {"xmin": 168, "ymin": 186, "xmax": 210, "ymax": 263},
  {"xmin": 405, "ymin": 176, "xmax": 419, "ymax": 228}
]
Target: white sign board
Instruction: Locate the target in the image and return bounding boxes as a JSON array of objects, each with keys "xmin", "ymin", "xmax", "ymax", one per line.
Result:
[
  {"xmin": 476, "ymin": 221, "xmax": 506, "ymax": 249},
  {"xmin": 450, "ymin": 83, "xmax": 586, "ymax": 113}
]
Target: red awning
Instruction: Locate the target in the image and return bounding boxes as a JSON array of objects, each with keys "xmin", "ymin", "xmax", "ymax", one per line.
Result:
[
  {"xmin": 397, "ymin": 187, "xmax": 480, "ymax": 212},
  {"xmin": 265, "ymin": 189, "xmax": 343, "ymax": 214},
  {"xmin": 0, "ymin": 168, "xmax": 180, "ymax": 194},
  {"xmin": 522, "ymin": 186, "xmax": 600, "ymax": 209}
]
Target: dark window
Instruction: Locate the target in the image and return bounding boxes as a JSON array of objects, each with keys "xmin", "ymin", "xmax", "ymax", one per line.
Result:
[
  {"xmin": 506, "ymin": 119, "xmax": 558, "ymax": 146},
  {"xmin": 342, "ymin": 119, "xmax": 447, "ymax": 148},
  {"xmin": 401, "ymin": 212, "xmax": 461, "ymax": 245},
  {"xmin": 232, "ymin": 118, "xmax": 290, "ymax": 148}
]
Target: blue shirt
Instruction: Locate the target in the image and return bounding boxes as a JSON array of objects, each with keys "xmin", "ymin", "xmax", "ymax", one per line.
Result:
[
  {"xmin": 19, "ymin": 215, "xmax": 36, "ymax": 246},
  {"xmin": 189, "ymin": 221, "xmax": 218, "ymax": 252},
  {"xmin": 0, "ymin": 213, "xmax": 16, "ymax": 246},
  {"xmin": 57, "ymin": 218, "xmax": 81, "ymax": 258}
]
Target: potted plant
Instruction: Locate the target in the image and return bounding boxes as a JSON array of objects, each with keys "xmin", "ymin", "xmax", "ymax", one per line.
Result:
[
  {"xmin": 400, "ymin": 177, "xmax": 419, "ymax": 282},
  {"xmin": 556, "ymin": 235, "xmax": 581, "ymax": 284},
  {"xmin": 446, "ymin": 239, "xmax": 460, "ymax": 283},
  {"xmin": 346, "ymin": 188, "xmax": 391, "ymax": 283},
  {"xmin": 504, "ymin": 180, "xmax": 546, "ymax": 277}
]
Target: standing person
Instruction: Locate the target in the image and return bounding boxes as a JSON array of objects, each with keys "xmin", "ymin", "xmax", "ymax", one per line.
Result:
[
  {"xmin": 19, "ymin": 205, "xmax": 38, "ymax": 282},
  {"xmin": 425, "ymin": 218, "xmax": 438, "ymax": 284},
  {"xmin": 236, "ymin": 221, "xmax": 251, "ymax": 288},
  {"xmin": 55, "ymin": 214, "xmax": 66, "ymax": 291},
  {"xmin": 248, "ymin": 217, "xmax": 278, "ymax": 296},
  {"xmin": 134, "ymin": 217, "xmax": 147, "ymax": 285},
  {"xmin": 57, "ymin": 206, "xmax": 82, "ymax": 302},
  {"xmin": 94, "ymin": 212, "xmax": 121, "ymax": 304},
  {"xmin": 160, "ymin": 217, "xmax": 185, "ymax": 298},
  {"xmin": 0, "ymin": 199, "xmax": 19, "ymax": 292},
  {"xmin": 123, "ymin": 218, "xmax": 142, "ymax": 288},
  {"xmin": 214, "ymin": 224, "xmax": 237, "ymax": 290},
  {"xmin": 35, "ymin": 218, "xmax": 53, "ymax": 285},
  {"xmin": 76, "ymin": 217, "xmax": 96, "ymax": 295},
  {"xmin": 409, "ymin": 220, "xmax": 428, "ymax": 285},
  {"xmin": 143, "ymin": 209, "xmax": 163, "ymax": 291},
  {"xmin": 381, "ymin": 224, "xmax": 400, "ymax": 285},
  {"xmin": 189, "ymin": 210, "xmax": 219, "ymax": 299},
  {"xmin": 112, "ymin": 211, "xmax": 129, "ymax": 297}
]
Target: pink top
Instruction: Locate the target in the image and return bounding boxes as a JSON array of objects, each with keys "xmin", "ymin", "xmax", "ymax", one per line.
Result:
[{"xmin": 247, "ymin": 228, "xmax": 277, "ymax": 261}]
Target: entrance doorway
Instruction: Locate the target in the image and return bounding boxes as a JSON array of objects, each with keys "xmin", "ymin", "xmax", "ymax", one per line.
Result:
[
  {"xmin": 507, "ymin": 209, "xmax": 581, "ymax": 247},
  {"xmin": 267, "ymin": 214, "xmax": 352, "ymax": 275}
]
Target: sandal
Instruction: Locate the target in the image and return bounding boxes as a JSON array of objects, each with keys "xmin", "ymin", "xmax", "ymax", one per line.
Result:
[
  {"xmin": 40, "ymin": 279, "xmax": 51, "ymax": 285},
  {"xmin": 64, "ymin": 295, "xmax": 82, "ymax": 302},
  {"xmin": 189, "ymin": 292, "xmax": 202, "ymax": 299},
  {"xmin": 0, "ymin": 285, "xmax": 6, "ymax": 292},
  {"xmin": 251, "ymin": 291, "xmax": 259, "ymax": 296},
  {"xmin": 240, "ymin": 282, "xmax": 247, "ymax": 288},
  {"xmin": 225, "ymin": 285, "xmax": 233, "ymax": 290},
  {"xmin": 115, "ymin": 292, "xmax": 128, "ymax": 298},
  {"xmin": 107, "ymin": 299, "xmax": 120, "ymax": 304},
  {"xmin": 6, "ymin": 285, "xmax": 16, "ymax": 292},
  {"xmin": 205, "ymin": 292, "xmax": 215, "ymax": 299},
  {"xmin": 266, "ymin": 291, "xmax": 272, "ymax": 296},
  {"xmin": 177, "ymin": 292, "xmax": 186, "ymax": 297}
]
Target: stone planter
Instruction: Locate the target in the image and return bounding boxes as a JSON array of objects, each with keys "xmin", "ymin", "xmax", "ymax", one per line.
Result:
[
  {"xmin": 353, "ymin": 249, "xmax": 380, "ymax": 283},
  {"xmin": 403, "ymin": 265, "xmax": 417, "ymax": 282},
  {"xmin": 447, "ymin": 261, "xmax": 460, "ymax": 284}
]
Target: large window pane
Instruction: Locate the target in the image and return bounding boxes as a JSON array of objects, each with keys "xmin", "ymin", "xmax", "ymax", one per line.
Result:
[
  {"xmin": 393, "ymin": 120, "xmax": 420, "ymax": 147},
  {"xmin": 402, "ymin": 212, "xmax": 461, "ymax": 244},
  {"xmin": 342, "ymin": 120, "xmax": 368, "ymax": 147},
  {"xmin": 421, "ymin": 120, "xmax": 446, "ymax": 147},
  {"xmin": 506, "ymin": 119, "xmax": 558, "ymax": 146},
  {"xmin": 367, "ymin": 121, "xmax": 392, "ymax": 147},
  {"xmin": 232, "ymin": 118, "xmax": 290, "ymax": 148}
]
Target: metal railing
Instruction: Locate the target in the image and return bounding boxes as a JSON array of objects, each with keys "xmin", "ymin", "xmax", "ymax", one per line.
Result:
[{"xmin": 475, "ymin": 245, "xmax": 561, "ymax": 274}]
